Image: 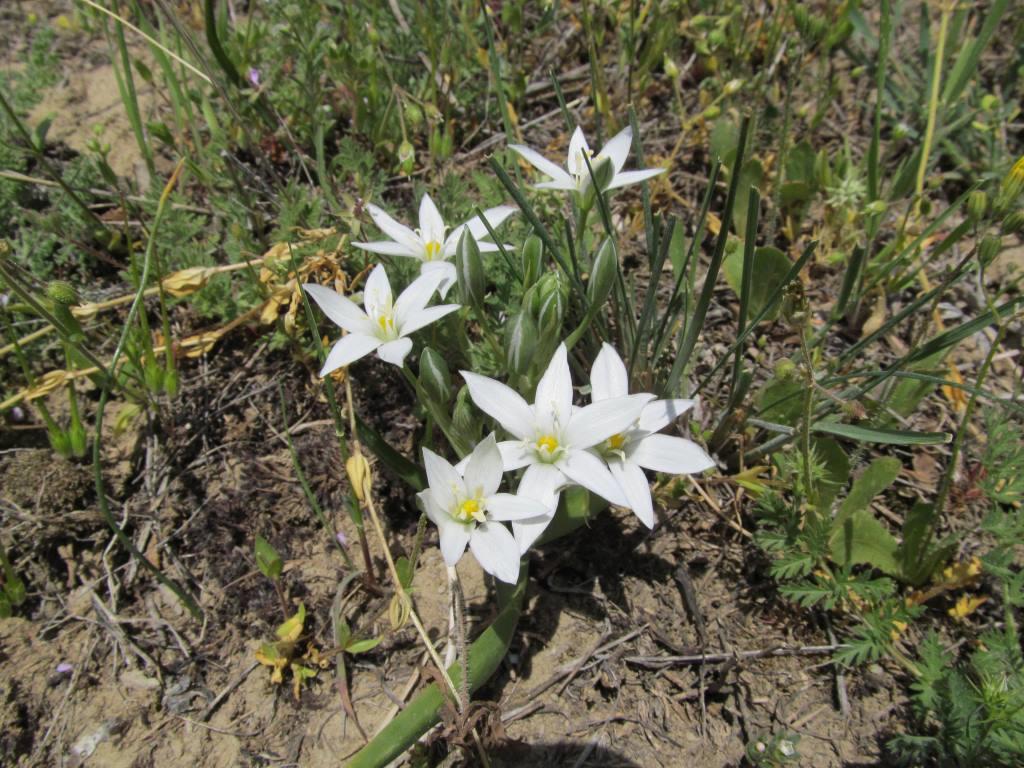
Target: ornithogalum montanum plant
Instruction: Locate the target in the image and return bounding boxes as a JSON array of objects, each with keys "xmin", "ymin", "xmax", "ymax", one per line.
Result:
[
  {"xmin": 589, "ymin": 344, "xmax": 716, "ymax": 527},
  {"xmin": 354, "ymin": 193, "xmax": 516, "ymax": 296},
  {"xmin": 419, "ymin": 434, "xmax": 549, "ymax": 584},
  {"xmin": 461, "ymin": 343, "xmax": 654, "ymax": 551},
  {"xmin": 303, "ymin": 264, "xmax": 458, "ymax": 372},
  {"xmin": 510, "ymin": 125, "xmax": 664, "ymax": 195}
]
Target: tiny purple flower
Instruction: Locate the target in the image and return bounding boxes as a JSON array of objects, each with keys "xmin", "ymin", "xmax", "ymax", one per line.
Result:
[
  {"xmin": 335, "ymin": 531, "xmax": 348, "ymax": 548},
  {"xmin": 248, "ymin": 68, "xmax": 261, "ymax": 88},
  {"xmin": 57, "ymin": 662, "xmax": 73, "ymax": 674}
]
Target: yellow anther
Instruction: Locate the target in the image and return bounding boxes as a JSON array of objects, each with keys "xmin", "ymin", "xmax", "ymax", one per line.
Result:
[
  {"xmin": 377, "ymin": 314, "xmax": 395, "ymax": 335},
  {"xmin": 455, "ymin": 498, "xmax": 485, "ymax": 523},
  {"xmin": 536, "ymin": 435, "xmax": 559, "ymax": 453},
  {"xmin": 424, "ymin": 241, "xmax": 442, "ymax": 261},
  {"xmin": 607, "ymin": 433, "xmax": 626, "ymax": 450}
]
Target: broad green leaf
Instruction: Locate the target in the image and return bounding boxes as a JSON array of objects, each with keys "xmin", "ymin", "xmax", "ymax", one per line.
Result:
[
  {"xmin": 395, "ymin": 556, "xmax": 413, "ymax": 590},
  {"xmin": 835, "ymin": 457, "xmax": 902, "ymax": 528},
  {"xmin": 254, "ymin": 535, "xmax": 283, "ymax": 582},
  {"xmin": 758, "ymin": 377, "xmax": 804, "ymax": 426},
  {"xmin": 709, "ymin": 116, "xmax": 740, "ymax": 166},
  {"xmin": 830, "ymin": 509, "xmax": 900, "ymax": 575},
  {"xmin": 0, "ymin": 594, "xmax": 10, "ymax": 618},
  {"xmin": 724, "ymin": 245, "xmax": 792, "ymax": 323},
  {"xmin": 786, "ymin": 140, "xmax": 816, "ymax": 184},
  {"xmin": 813, "ymin": 438, "xmax": 850, "ymax": 511},
  {"xmin": 668, "ymin": 218, "xmax": 688, "ymax": 277},
  {"xmin": 812, "ymin": 422, "xmax": 951, "ymax": 445},
  {"xmin": 731, "ymin": 159, "xmax": 764, "ymax": 234}
]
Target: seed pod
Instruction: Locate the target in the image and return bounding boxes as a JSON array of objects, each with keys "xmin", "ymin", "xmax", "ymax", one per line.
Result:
[
  {"xmin": 397, "ymin": 140, "xmax": 415, "ymax": 175},
  {"xmin": 505, "ymin": 309, "xmax": 537, "ymax": 377},
  {"xmin": 586, "ymin": 238, "xmax": 618, "ymax": 308},
  {"xmin": 978, "ymin": 234, "xmax": 1003, "ymax": 266},
  {"xmin": 967, "ymin": 190, "xmax": 989, "ymax": 223},
  {"xmin": 520, "ymin": 235, "xmax": 543, "ymax": 289},
  {"xmin": 455, "ymin": 230, "xmax": 485, "ymax": 310},
  {"xmin": 46, "ymin": 281, "xmax": 80, "ymax": 306},
  {"xmin": 346, "ymin": 454, "xmax": 372, "ymax": 503},
  {"xmin": 418, "ymin": 347, "xmax": 451, "ymax": 404}
]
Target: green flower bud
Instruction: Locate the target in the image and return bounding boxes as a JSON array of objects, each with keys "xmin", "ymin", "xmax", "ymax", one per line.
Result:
[
  {"xmin": 46, "ymin": 280, "xmax": 80, "ymax": 306},
  {"xmin": 505, "ymin": 310, "xmax": 537, "ymax": 376},
  {"xmin": 967, "ymin": 190, "xmax": 989, "ymax": 223},
  {"xmin": 775, "ymin": 358, "xmax": 797, "ymax": 380},
  {"xmin": 452, "ymin": 385, "xmax": 480, "ymax": 443},
  {"xmin": 663, "ymin": 55, "xmax": 680, "ymax": 79},
  {"xmin": 1001, "ymin": 211, "xmax": 1024, "ymax": 235},
  {"xmin": 521, "ymin": 235, "xmax": 544, "ymax": 289},
  {"xmin": 978, "ymin": 234, "xmax": 1002, "ymax": 266},
  {"xmin": 864, "ymin": 200, "xmax": 887, "ymax": 216},
  {"xmin": 418, "ymin": 347, "xmax": 451, "ymax": 404},
  {"xmin": 995, "ymin": 155, "xmax": 1024, "ymax": 212},
  {"xmin": 536, "ymin": 272, "xmax": 567, "ymax": 337},
  {"xmin": 397, "ymin": 140, "xmax": 415, "ymax": 175},
  {"xmin": 455, "ymin": 230, "xmax": 485, "ymax": 310},
  {"xmin": 723, "ymin": 78, "xmax": 744, "ymax": 96},
  {"xmin": 701, "ymin": 105, "xmax": 721, "ymax": 120},
  {"xmin": 403, "ymin": 103, "xmax": 424, "ymax": 129},
  {"xmin": 586, "ymin": 238, "xmax": 618, "ymax": 308}
]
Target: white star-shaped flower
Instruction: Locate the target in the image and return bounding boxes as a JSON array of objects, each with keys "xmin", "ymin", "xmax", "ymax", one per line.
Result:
[
  {"xmin": 419, "ymin": 434, "xmax": 548, "ymax": 584},
  {"xmin": 303, "ymin": 264, "xmax": 458, "ymax": 374},
  {"xmin": 461, "ymin": 343, "xmax": 653, "ymax": 552},
  {"xmin": 354, "ymin": 193, "xmax": 516, "ymax": 297},
  {"xmin": 588, "ymin": 343, "xmax": 715, "ymax": 528},
  {"xmin": 510, "ymin": 125, "xmax": 664, "ymax": 194}
]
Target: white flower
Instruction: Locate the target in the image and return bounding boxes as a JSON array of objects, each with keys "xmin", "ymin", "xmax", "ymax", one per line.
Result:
[
  {"xmin": 509, "ymin": 125, "xmax": 665, "ymax": 194},
  {"xmin": 461, "ymin": 343, "xmax": 654, "ymax": 552},
  {"xmin": 303, "ymin": 264, "xmax": 458, "ymax": 374},
  {"xmin": 353, "ymin": 193, "xmax": 516, "ymax": 297},
  {"xmin": 588, "ymin": 343, "xmax": 715, "ymax": 528},
  {"xmin": 419, "ymin": 434, "xmax": 548, "ymax": 584}
]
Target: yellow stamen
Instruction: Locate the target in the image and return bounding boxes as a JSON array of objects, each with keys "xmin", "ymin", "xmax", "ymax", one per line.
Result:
[
  {"xmin": 455, "ymin": 498, "xmax": 485, "ymax": 523},
  {"xmin": 377, "ymin": 314, "xmax": 395, "ymax": 335},
  {"xmin": 536, "ymin": 435, "xmax": 559, "ymax": 453},
  {"xmin": 607, "ymin": 433, "xmax": 626, "ymax": 450},
  {"xmin": 424, "ymin": 241, "xmax": 442, "ymax": 261}
]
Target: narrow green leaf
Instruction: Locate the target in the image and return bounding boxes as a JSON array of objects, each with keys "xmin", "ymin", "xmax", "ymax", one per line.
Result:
[
  {"xmin": 812, "ymin": 422, "xmax": 951, "ymax": 445},
  {"xmin": 346, "ymin": 636, "xmax": 384, "ymax": 655}
]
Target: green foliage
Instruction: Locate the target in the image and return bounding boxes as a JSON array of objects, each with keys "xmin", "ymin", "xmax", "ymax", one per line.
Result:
[
  {"xmin": 254, "ymin": 535, "xmax": 283, "ymax": 582},
  {"xmin": 889, "ymin": 628, "xmax": 1024, "ymax": 767}
]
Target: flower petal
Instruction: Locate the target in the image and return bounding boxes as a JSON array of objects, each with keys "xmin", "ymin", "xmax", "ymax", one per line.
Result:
[
  {"xmin": 534, "ymin": 342, "xmax": 573, "ymax": 432},
  {"xmin": 630, "ymin": 434, "xmax": 716, "ymax": 474},
  {"xmin": 422, "ymin": 447, "xmax": 466, "ymax": 512},
  {"xmin": 590, "ymin": 343, "xmax": 629, "ymax": 402},
  {"xmin": 464, "ymin": 433, "xmax": 504, "ymax": 498},
  {"xmin": 321, "ymin": 333, "xmax": 382, "ymax": 375},
  {"xmin": 606, "ymin": 168, "xmax": 665, "ymax": 191},
  {"xmin": 367, "ymin": 203, "xmax": 421, "ymax": 252},
  {"xmin": 470, "ymin": 522, "xmax": 521, "ymax": 584},
  {"xmin": 376, "ymin": 337, "xmax": 413, "ymax": 366},
  {"xmin": 394, "ymin": 269, "xmax": 444, "ymax": 329},
  {"xmin": 302, "ymin": 283, "xmax": 372, "ymax": 335},
  {"xmin": 485, "ymin": 492, "xmax": 549, "ymax": 522},
  {"xmin": 512, "ymin": 462, "xmax": 564, "ymax": 552},
  {"xmin": 510, "ymin": 144, "xmax": 573, "ymax": 185},
  {"xmin": 535, "ymin": 179, "xmax": 580, "ymax": 191},
  {"xmin": 566, "ymin": 125, "xmax": 590, "ymax": 176},
  {"xmin": 609, "ymin": 459, "xmax": 655, "ymax": 528},
  {"xmin": 363, "ymin": 264, "xmax": 393, "ymax": 317},
  {"xmin": 598, "ymin": 125, "xmax": 633, "ymax": 174},
  {"xmin": 418, "ymin": 193, "xmax": 447, "ymax": 245},
  {"xmin": 398, "ymin": 303, "xmax": 460, "ymax": 336},
  {"xmin": 563, "ymin": 393, "xmax": 655, "ymax": 448},
  {"xmin": 464, "ymin": 205, "xmax": 518, "ymax": 242},
  {"xmin": 638, "ymin": 398, "xmax": 695, "ymax": 433},
  {"xmin": 461, "ymin": 372, "xmax": 535, "ymax": 440},
  {"xmin": 352, "ymin": 240, "xmax": 421, "ymax": 258},
  {"xmin": 497, "ymin": 440, "xmax": 532, "ymax": 471},
  {"xmin": 420, "ymin": 260, "xmax": 457, "ymax": 299},
  {"xmin": 559, "ymin": 449, "xmax": 628, "ymax": 506}
]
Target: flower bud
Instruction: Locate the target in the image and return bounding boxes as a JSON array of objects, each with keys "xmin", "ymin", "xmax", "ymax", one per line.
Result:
[
  {"xmin": 403, "ymin": 102, "xmax": 424, "ymax": 129},
  {"xmin": 994, "ymin": 155, "xmax": 1024, "ymax": 212},
  {"xmin": 397, "ymin": 140, "xmax": 415, "ymax": 175},
  {"xmin": 663, "ymin": 55, "xmax": 680, "ymax": 79},
  {"xmin": 701, "ymin": 104, "xmax": 721, "ymax": 120},
  {"xmin": 505, "ymin": 309, "xmax": 537, "ymax": 376},
  {"xmin": 46, "ymin": 280, "xmax": 80, "ymax": 306},
  {"xmin": 455, "ymin": 230, "xmax": 485, "ymax": 310},
  {"xmin": 1001, "ymin": 210, "xmax": 1024, "ymax": 235},
  {"xmin": 967, "ymin": 190, "xmax": 988, "ymax": 223},
  {"xmin": 723, "ymin": 78, "xmax": 743, "ymax": 96},
  {"xmin": 418, "ymin": 346, "xmax": 451, "ymax": 404},
  {"xmin": 978, "ymin": 234, "xmax": 1002, "ymax": 266},
  {"xmin": 346, "ymin": 454, "xmax": 372, "ymax": 503},
  {"xmin": 535, "ymin": 272, "xmax": 566, "ymax": 336},
  {"xmin": 864, "ymin": 200, "xmax": 887, "ymax": 216},
  {"xmin": 520, "ymin": 235, "xmax": 544, "ymax": 289},
  {"xmin": 586, "ymin": 238, "xmax": 618, "ymax": 308}
]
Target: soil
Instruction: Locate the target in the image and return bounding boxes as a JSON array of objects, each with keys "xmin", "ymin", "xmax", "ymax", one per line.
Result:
[{"xmin": 2, "ymin": 2, "xmax": 1022, "ymax": 768}]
